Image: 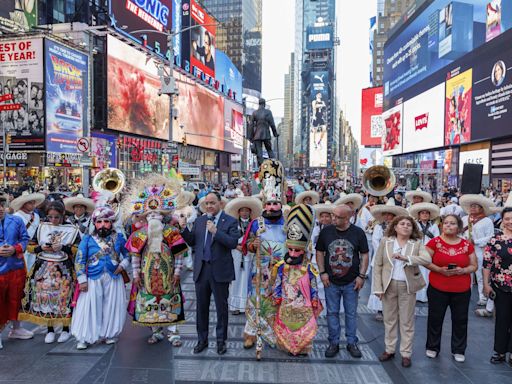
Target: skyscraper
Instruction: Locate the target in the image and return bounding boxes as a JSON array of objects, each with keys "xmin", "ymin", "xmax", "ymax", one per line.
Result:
[{"xmin": 200, "ymin": 0, "xmax": 262, "ymax": 94}]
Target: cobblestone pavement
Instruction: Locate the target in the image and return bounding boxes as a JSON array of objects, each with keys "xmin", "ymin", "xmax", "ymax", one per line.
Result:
[{"xmin": 1, "ymin": 272, "xmax": 511, "ymax": 384}]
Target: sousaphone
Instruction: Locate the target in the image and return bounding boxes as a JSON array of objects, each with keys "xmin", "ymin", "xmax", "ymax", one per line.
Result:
[
  {"xmin": 362, "ymin": 165, "xmax": 396, "ymax": 197},
  {"xmin": 92, "ymin": 168, "xmax": 126, "ymax": 195}
]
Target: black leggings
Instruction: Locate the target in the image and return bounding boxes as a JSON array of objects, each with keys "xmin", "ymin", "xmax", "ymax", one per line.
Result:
[{"xmin": 494, "ymin": 287, "xmax": 512, "ymax": 354}]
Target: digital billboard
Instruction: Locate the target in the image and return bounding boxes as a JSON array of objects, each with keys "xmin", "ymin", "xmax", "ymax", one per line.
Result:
[
  {"xmin": 45, "ymin": 40, "xmax": 88, "ymax": 154},
  {"xmin": 361, "ymin": 87, "xmax": 383, "ymax": 146},
  {"xmin": 359, "ymin": 147, "xmax": 384, "ymax": 169},
  {"xmin": 308, "ymin": 71, "xmax": 330, "ymax": 168},
  {"xmin": 224, "ymin": 99, "xmax": 244, "ymax": 154},
  {"xmin": 383, "ymin": 0, "xmax": 512, "ymax": 101},
  {"xmin": 306, "ymin": 25, "xmax": 334, "ymax": 50},
  {"xmin": 91, "ymin": 132, "xmax": 117, "ymax": 169},
  {"xmin": 107, "ymin": 35, "xmax": 170, "ymax": 141},
  {"xmin": 109, "ymin": 0, "xmax": 172, "ymax": 60},
  {"xmin": 0, "ymin": 0, "xmax": 37, "ymax": 29},
  {"xmin": 382, "ymin": 104, "xmax": 404, "ymax": 156},
  {"xmin": 185, "ymin": 0, "xmax": 216, "ymax": 78},
  {"xmin": 172, "ymin": 72, "xmax": 224, "ymax": 151},
  {"xmin": 471, "ymin": 45, "xmax": 512, "ymax": 141},
  {"xmin": 0, "ymin": 38, "xmax": 44, "ymax": 150},
  {"xmin": 402, "ymin": 83, "xmax": 445, "ymax": 153},
  {"xmin": 445, "ymin": 68, "xmax": 472, "ymax": 145},
  {"xmin": 216, "ymin": 51, "xmax": 243, "ymax": 103}
]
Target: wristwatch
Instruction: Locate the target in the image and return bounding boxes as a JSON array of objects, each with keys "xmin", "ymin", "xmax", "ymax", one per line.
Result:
[{"xmin": 358, "ymin": 273, "xmax": 368, "ymax": 279}]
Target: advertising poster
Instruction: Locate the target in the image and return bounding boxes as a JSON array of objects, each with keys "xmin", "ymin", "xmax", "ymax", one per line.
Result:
[
  {"xmin": 472, "ymin": 47, "xmax": 512, "ymax": 140},
  {"xmin": 402, "ymin": 83, "xmax": 445, "ymax": 153},
  {"xmin": 91, "ymin": 132, "xmax": 117, "ymax": 169},
  {"xmin": 359, "ymin": 147, "xmax": 383, "ymax": 169},
  {"xmin": 0, "ymin": 38, "xmax": 44, "ymax": 150},
  {"xmin": 0, "ymin": 0, "xmax": 37, "ymax": 29},
  {"xmin": 216, "ymin": 51, "xmax": 243, "ymax": 102},
  {"xmin": 189, "ymin": 0, "xmax": 216, "ymax": 78},
  {"xmin": 223, "ymin": 99, "xmax": 243, "ymax": 154},
  {"xmin": 308, "ymin": 71, "xmax": 329, "ymax": 168},
  {"xmin": 360, "ymin": 87, "xmax": 383, "ymax": 146},
  {"xmin": 459, "ymin": 148, "xmax": 490, "ymax": 174},
  {"xmin": 306, "ymin": 25, "xmax": 334, "ymax": 50},
  {"xmin": 107, "ymin": 35, "xmax": 170, "ymax": 141},
  {"xmin": 108, "ymin": 0, "xmax": 172, "ymax": 60},
  {"xmin": 486, "ymin": 0, "xmax": 512, "ymax": 41},
  {"xmin": 45, "ymin": 40, "xmax": 88, "ymax": 154},
  {"xmin": 172, "ymin": 72, "xmax": 224, "ymax": 151},
  {"xmin": 445, "ymin": 68, "xmax": 472, "ymax": 145},
  {"xmin": 382, "ymin": 104, "xmax": 403, "ymax": 156}
]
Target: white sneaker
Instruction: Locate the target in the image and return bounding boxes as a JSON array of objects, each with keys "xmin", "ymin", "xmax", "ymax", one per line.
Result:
[
  {"xmin": 57, "ymin": 331, "xmax": 71, "ymax": 343},
  {"xmin": 76, "ymin": 342, "xmax": 88, "ymax": 350},
  {"xmin": 453, "ymin": 354, "xmax": 465, "ymax": 363},
  {"xmin": 105, "ymin": 338, "xmax": 116, "ymax": 345},
  {"xmin": 44, "ymin": 332, "xmax": 56, "ymax": 344},
  {"xmin": 8, "ymin": 327, "xmax": 34, "ymax": 340},
  {"xmin": 426, "ymin": 350, "xmax": 438, "ymax": 358}
]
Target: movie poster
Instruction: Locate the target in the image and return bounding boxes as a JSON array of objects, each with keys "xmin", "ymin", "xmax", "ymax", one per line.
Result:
[
  {"xmin": 382, "ymin": 104, "xmax": 403, "ymax": 156},
  {"xmin": 309, "ymin": 71, "xmax": 329, "ymax": 168},
  {"xmin": 445, "ymin": 68, "xmax": 472, "ymax": 145},
  {"xmin": 189, "ymin": 0, "xmax": 216, "ymax": 78},
  {"xmin": 0, "ymin": 38, "xmax": 44, "ymax": 150},
  {"xmin": 45, "ymin": 40, "xmax": 88, "ymax": 154}
]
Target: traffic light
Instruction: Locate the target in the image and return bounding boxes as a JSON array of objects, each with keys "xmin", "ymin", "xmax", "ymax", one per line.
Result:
[{"xmin": 5, "ymin": 134, "xmax": 11, "ymax": 145}]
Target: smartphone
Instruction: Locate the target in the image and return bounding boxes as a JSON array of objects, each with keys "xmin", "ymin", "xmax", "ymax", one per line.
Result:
[{"xmin": 447, "ymin": 263, "xmax": 457, "ymax": 270}]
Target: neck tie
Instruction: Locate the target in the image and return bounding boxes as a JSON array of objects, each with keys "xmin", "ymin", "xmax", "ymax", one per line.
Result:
[{"xmin": 203, "ymin": 216, "xmax": 213, "ymax": 261}]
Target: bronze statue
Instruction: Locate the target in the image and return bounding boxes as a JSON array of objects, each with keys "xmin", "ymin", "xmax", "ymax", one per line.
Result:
[{"xmin": 248, "ymin": 98, "xmax": 279, "ymax": 166}]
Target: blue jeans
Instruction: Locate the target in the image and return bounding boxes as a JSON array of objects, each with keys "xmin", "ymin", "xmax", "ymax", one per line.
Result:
[{"xmin": 325, "ymin": 280, "xmax": 359, "ymax": 345}]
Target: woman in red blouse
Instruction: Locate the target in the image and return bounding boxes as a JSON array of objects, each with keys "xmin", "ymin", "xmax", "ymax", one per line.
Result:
[{"xmin": 424, "ymin": 214, "xmax": 477, "ymax": 363}]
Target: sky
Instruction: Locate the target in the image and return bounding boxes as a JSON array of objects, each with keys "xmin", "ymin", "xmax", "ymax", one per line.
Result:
[{"xmin": 261, "ymin": 0, "xmax": 377, "ymax": 145}]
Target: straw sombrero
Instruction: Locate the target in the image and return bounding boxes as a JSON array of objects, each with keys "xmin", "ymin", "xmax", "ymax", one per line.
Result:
[
  {"xmin": 176, "ymin": 191, "xmax": 195, "ymax": 209},
  {"xmin": 405, "ymin": 188, "xmax": 432, "ymax": 204},
  {"xmin": 10, "ymin": 191, "xmax": 45, "ymax": 212},
  {"xmin": 225, "ymin": 197, "xmax": 262, "ymax": 220},
  {"xmin": 459, "ymin": 194, "xmax": 496, "ymax": 217},
  {"xmin": 63, "ymin": 194, "xmax": 95, "ymax": 214},
  {"xmin": 370, "ymin": 198, "xmax": 409, "ymax": 222},
  {"xmin": 313, "ymin": 203, "xmax": 333, "ymax": 216},
  {"xmin": 409, "ymin": 202, "xmax": 440, "ymax": 220},
  {"xmin": 334, "ymin": 193, "xmax": 363, "ymax": 209},
  {"xmin": 295, "ymin": 191, "xmax": 320, "ymax": 205}
]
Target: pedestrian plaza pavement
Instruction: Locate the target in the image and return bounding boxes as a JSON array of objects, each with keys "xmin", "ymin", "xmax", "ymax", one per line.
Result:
[{"xmin": 1, "ymin": 272, "xmax": 511, "ymax": 384}]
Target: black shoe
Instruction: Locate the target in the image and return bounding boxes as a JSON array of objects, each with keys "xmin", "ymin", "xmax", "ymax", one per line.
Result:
[
  {"xmin": 217, "ymin": 342, "xmax": 227, "ymax": 355},
  {"xmin": 347, "ymin": 343, "xmax": 362, "ymax": 358},
  {"xmin": 325, "ymin": 344, "xmax": 339, "ymax": 358},
  {"xmin": 193, "ymin": 341, "xmax": 208, "ymax": 354},
  {"xmin": 490, "ymin": 352, "xmax": 506, "ymax": 364}
]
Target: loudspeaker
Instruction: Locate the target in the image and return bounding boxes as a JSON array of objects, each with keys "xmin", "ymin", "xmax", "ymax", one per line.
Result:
[{"xmin": 461, "ymin": 163, "xmax": 483, "ymax": 194}]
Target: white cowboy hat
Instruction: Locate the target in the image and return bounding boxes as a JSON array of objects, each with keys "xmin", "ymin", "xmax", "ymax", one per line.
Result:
[
  {"xmin": 313, "ymin": 203, "xmax": 333, "ymax": 216},
  {"xmin": 251, "ymin": 192, "xmax": 263, "ymax": 200},
  {"xmin": 225, "ymin": 197, "xmax": 262, "ymax": 220},
  {"xmin": 405, "ymin": 188, "xmax": 432, "ymax": 204},
  {"xmin": 10, "ymin": 191, "xmax": 45, "ymax": 212},
  {"xmin": 408, "ymin": 202, "xmax": 440, "ymax": 221},
  {"xmin": 334, "ymin": 193, "xmax": 363, "ymax": 209},
  {"xmin": 295, "ymin": 190, "xmax": 320, "ymax": 205},
  {"xmin": 175, "ymin": 191, "xmax": 195, "ymax": 209},
  {"xmin": 63, "ymin": 194, "xmax": 96, "ymax": 214},
  {"xmin": 459, "ymin": 194, "xmax": 496, "ymax": 217},
  {"xmin": 370, "ymin": 198, "xmax": 409, "ymax": 222}
]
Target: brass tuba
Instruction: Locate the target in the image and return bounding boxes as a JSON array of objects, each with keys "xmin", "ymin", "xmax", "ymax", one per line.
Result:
[
  {"xmin": 92, "ymin": 168, "xmax": 126, "ymax": 195},
  {"xmin": 362, "ymin": 165, "xmax": 396, "ymax": 197}
]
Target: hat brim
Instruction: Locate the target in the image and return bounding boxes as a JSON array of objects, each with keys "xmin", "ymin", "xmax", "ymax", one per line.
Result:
[
  {"xmin": 405, "ymin": 190, "xmax": 432, "ymax": 203},
  {"xmin": 334, "ymin": 194, "xmax": 363, "ymax": 209},
  {"xmin": 10, "ymin": 193, "xmax": 46, "ymax": 212},
  {"xmin": 313, "ymin": 203, "xmax": 333, "ymax": 216},
  {"xmin": 370, "ymin": 204, "xmax": 410, "ymax": 222},
  {"xmin": 459, "ymin": 194, "xmax": 495, "ymax": 216},
  {"xmin": 295, "ymin": 191, "xmax": 319, "ymax": 205},
  {"xmin": 225, "ymin": 197, "xmax": 262, "ymax": 220},
  {"xmin": 64, "ymin": 196, "xmax": 96, "ymax": 214},
  {"xmin": 408, "ymin": 202, "xmax": 440, "ymax": 220}
]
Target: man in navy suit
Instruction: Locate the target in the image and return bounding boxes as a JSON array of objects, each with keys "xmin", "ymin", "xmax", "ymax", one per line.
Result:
[{"xmin": 179, "ymin": 191, "xmax": 240, "ymax": 355}]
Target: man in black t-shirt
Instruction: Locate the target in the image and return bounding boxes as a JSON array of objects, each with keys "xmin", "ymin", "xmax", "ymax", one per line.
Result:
[{"xmin": 316, "ymin": 204, "xmax": 369, "ymax": 358}]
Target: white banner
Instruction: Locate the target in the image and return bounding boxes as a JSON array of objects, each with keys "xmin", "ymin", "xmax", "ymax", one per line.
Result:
[{"xmin": 459, "ymin": 149, "xmax": 490, "ymax": 175}]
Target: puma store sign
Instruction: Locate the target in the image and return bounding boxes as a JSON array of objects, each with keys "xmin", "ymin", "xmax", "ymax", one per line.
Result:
[{"xmin": 414, "ymin": 113, "xmax": 429, "ymax": 131}]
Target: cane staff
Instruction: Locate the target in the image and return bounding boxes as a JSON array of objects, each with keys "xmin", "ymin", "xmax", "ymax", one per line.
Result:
[{"xmin": 255, "ymin": 222, "xmax": 266, "ymax": 361}]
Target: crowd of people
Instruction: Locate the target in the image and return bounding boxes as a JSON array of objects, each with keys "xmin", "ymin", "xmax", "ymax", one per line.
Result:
[{"xmin": 0, "ymin": 163, "xmax": 511, "ymax": 371}]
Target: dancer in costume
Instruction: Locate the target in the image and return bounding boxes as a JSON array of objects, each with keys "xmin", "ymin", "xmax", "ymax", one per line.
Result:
[
  {"xmin": 12, "ymin": 191, "xmax": 45, "ymax": 271},
  {"xmin": 19, "ymin": 201, "xmax": 80, "ymax": 344},
  {"xmin": 125, "ymin": 175, "xmax": 188, "ymax": 344},
  {"xmin": 64, "ymin": 194, "xmax": 95, "ymax": 238},
  {"xmin": 241, "ymin": 159, "xmax": 287, "ymax": 350},
  {"xmin": 272, "ymin": 204, "xmax": 322, "ymax": 356},
  {"xmin": 225, "ymin": 196, "xmax": 262, "ymax": 314},
  {"xmin": 71, "ymin": 205, "xmax": 129, "ymax": 350}
]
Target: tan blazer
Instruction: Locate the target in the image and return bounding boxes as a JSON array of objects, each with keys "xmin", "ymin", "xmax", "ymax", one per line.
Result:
[{"xmin": 372, "ymin": 237, "xmax": 432, "ymax": 295}]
